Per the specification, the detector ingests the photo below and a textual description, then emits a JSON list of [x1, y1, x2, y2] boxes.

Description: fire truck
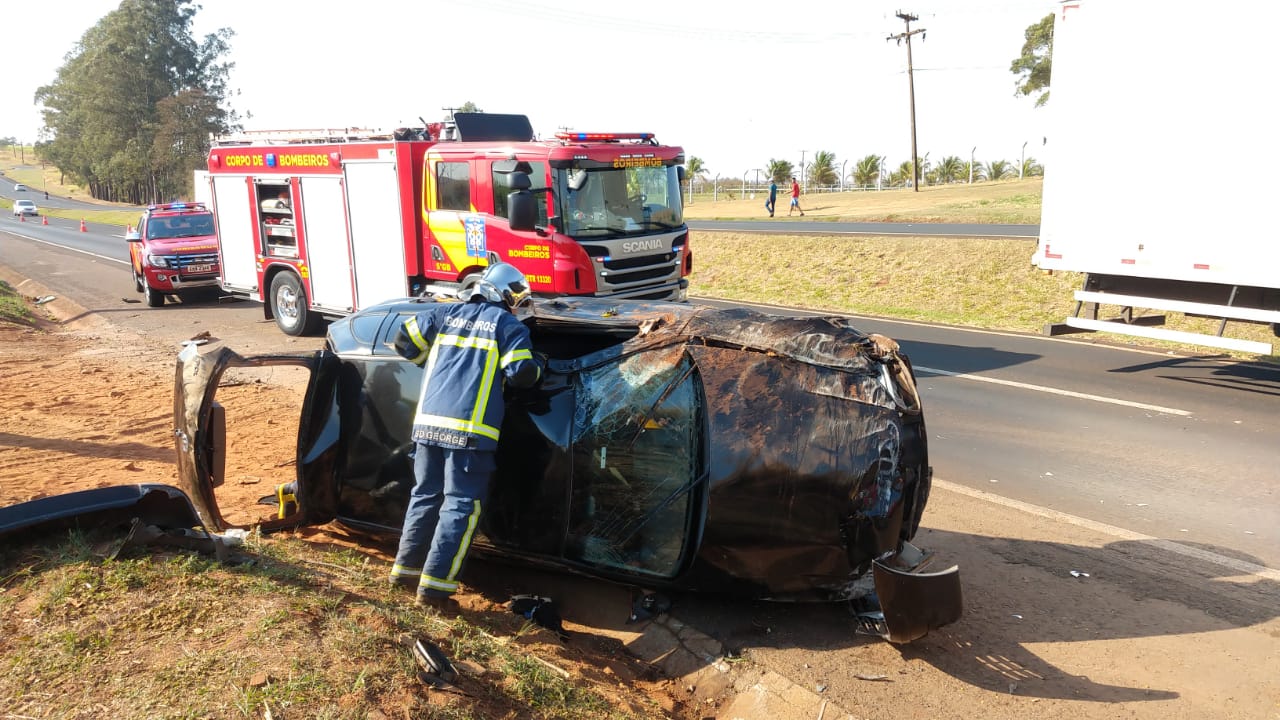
[[198, 113, 692, 335]]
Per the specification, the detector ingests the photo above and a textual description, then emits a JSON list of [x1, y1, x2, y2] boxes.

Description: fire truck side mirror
[[508, 192, 536, 231], [678, 166, 687, 184]]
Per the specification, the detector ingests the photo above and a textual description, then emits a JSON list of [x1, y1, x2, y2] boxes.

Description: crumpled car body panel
[[172, 296, 959, 631]]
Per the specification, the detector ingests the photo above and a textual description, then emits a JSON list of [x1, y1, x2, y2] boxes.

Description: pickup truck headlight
[[146, 253, 173, 269]]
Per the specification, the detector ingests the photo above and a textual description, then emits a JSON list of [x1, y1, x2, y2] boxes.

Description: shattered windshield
[[568, 346, 700, 577], [557, 165, 683, 238]]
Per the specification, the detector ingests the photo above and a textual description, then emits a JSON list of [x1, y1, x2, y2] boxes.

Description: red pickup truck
[[126, 202, 221, 307]]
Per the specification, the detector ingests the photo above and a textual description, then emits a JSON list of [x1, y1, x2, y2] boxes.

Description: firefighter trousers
[[390, 443, 496, 598]]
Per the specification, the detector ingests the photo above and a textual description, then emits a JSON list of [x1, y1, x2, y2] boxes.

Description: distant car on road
[[13, 183, 27, 192], [12, 200, 37, 216]]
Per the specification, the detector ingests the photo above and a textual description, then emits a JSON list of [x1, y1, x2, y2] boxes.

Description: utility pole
[[969, 146, 977, 184], [799, 150, 806, 191], [887, 11, 926, 192]]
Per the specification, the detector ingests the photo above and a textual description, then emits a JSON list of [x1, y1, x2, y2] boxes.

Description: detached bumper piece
[[853, 542, 963, 644], [0, 484, 236, 563]]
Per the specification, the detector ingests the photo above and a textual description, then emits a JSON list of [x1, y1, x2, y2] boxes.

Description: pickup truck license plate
[[187, 264, 213, 273]]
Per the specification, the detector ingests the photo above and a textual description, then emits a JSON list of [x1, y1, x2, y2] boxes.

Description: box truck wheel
[[270, 271, 320, 336]]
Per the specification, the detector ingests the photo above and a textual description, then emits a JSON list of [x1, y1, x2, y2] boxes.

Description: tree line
[[33, 0, 237, 204]]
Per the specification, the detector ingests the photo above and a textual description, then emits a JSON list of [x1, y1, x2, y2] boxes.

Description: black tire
[[143, 277, 165, 307], [269, 272, 320, 336]]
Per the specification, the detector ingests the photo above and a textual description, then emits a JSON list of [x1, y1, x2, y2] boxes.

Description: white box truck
[[1034, 0, 1280, 355]]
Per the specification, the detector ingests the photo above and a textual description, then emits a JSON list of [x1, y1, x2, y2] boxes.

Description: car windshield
[[557, 165, 683, 238], [147, 213, 215, 240]]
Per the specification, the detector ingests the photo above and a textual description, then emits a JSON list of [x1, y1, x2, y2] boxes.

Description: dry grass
[[0, 529, 660, 719], [689, 231, 1278, 361]]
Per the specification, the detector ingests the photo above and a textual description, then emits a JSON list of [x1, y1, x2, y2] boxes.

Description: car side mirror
[[125, 230, 142, 242]]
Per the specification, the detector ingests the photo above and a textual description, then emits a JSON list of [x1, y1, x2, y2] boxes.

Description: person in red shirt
[[788, 177, 804, 216]]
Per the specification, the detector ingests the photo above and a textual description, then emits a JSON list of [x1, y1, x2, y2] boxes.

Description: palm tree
[[984, 160, 1012, 181], [964, 159, 983, 183], [890, 161, 914, 187], [686, 157, 708, 193], [808, 150, 838, 188], [766, 159, 793, 185], [934, 156, 964, 184], [1020, 156, 1044, 178], [852, 155, 881, 188]]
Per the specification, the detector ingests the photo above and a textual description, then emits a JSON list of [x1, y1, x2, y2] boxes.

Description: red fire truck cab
[[199, 113, 692, 335]]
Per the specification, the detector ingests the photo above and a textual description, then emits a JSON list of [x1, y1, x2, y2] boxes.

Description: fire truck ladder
[[211, 127, 404, 146]]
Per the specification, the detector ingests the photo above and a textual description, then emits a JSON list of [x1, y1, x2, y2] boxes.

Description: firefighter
[[388, 263, 543, 610]]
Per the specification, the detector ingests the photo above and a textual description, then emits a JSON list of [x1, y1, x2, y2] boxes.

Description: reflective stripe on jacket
[[394, 299, 540, 452]]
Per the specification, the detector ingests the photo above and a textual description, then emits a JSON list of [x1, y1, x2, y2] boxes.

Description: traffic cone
[[42, 215, 48, 225], [79, 219, 87, 232], [19, 213, 24, 222]]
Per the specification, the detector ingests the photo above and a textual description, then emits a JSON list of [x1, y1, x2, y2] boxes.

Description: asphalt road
[[2, 173, 138, 215]]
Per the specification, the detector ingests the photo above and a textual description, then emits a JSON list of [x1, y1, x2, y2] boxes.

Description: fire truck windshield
[[558, 165, 683, 238]]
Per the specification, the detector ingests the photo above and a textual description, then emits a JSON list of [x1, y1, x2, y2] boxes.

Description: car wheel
[[269, 272, 320, 336], [143, 277, 165, 307]]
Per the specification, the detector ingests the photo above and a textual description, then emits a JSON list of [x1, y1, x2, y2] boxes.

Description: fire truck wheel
[[270, 272, 320, 336], [143, 277, 165, 307]]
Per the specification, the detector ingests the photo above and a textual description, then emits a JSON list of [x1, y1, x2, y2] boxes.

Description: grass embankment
[[0, 280, 36, 326], [2, 147, 139, 226], [0, 529, 653, 719]]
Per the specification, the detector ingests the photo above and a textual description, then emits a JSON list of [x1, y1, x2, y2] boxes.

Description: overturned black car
[[173, 296, 961, 641]]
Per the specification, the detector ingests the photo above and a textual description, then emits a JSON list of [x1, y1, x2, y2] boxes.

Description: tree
[[766, 158, 793, 185], [1020, 155, 1044, 178], [686, 156, 708, 189], [34, 0, 237, 203], [889, 160, 914, 187], [1011, 13, 1053, 107], [808, 150, 838, 188], [933, 156, 964, 184], [852, 155, 881, 188], [984, 160, 1012, 181]]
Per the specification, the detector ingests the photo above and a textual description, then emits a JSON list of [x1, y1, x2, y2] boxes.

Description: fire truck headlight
[[146, 253, 173, 269]]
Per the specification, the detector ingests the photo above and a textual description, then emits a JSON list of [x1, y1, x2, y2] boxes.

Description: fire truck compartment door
[[299, 177, 355, 313], [212, 175, 258, 292], [344, 161, 409, 308]]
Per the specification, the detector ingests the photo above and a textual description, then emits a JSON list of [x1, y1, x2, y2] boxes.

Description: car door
[[563, 345, 704, 580]]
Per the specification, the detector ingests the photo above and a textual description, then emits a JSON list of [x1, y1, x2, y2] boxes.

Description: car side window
[[567, 346, 700, 578]]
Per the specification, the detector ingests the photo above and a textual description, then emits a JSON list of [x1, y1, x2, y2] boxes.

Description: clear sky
[[4, 0, 1055, 180]]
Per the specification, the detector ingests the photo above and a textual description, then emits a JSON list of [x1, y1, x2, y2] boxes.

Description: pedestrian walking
[[388, 263, 544, 611], [788, 177, 804, 216], [765, 180, 777, 217]]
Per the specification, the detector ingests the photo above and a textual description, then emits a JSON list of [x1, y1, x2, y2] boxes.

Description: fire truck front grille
[[604, 265, 676, 285], [175, 253, 220, 273], [600, 252, 677, 272]]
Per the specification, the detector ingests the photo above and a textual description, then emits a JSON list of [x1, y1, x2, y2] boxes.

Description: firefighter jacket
[[394, 298, 541, 452]]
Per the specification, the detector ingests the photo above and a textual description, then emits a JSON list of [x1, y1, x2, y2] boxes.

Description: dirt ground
[[4, 300, 1279, 720]]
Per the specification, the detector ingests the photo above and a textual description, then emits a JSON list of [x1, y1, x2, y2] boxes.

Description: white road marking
[[913, 365, 1193, 416], [935, 478, 1280, 582], [5, 231, 129, 265]]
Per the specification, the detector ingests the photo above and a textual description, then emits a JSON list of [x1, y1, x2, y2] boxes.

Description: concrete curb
[[632, 613, 857, 720]]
